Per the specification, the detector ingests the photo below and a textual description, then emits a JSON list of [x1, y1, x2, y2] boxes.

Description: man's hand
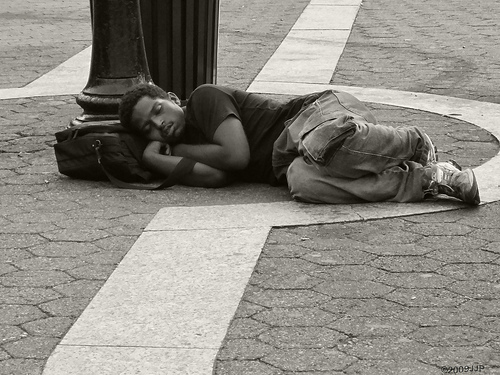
[[144, 141, 171, 157], [142, 141, 233, 188]]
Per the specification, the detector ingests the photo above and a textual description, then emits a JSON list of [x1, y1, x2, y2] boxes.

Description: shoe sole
[[464, 169, 480, 205]]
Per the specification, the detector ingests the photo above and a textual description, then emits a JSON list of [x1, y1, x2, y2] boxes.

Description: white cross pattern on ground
[[1, 0, 495, 373]]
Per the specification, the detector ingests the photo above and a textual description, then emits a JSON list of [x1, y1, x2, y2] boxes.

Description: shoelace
[[425, 160, 462, 196]]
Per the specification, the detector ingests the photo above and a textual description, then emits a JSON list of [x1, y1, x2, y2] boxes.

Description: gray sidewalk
[[1, 0, 500, 374]]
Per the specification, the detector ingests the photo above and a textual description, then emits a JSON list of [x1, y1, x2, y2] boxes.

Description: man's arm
[[142, 141, 234, 188], [172, 115, 250, 171]]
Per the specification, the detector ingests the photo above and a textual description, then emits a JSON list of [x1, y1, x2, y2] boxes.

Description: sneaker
[[424, 161, 480, 205], [422, 132, 438, 165]]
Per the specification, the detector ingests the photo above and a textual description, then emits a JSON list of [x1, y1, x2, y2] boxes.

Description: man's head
[[119, 83, 186, 143]]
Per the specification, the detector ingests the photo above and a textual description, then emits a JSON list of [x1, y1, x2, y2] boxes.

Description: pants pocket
[[299, 115, 357, 166]]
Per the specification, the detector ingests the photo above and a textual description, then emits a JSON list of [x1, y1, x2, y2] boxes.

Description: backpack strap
[[94, 140, 196, 190]]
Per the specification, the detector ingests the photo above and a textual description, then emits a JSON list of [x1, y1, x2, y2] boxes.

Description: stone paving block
[[341, 336, 431, 361], [394, 307, 480, 327], [226, 318, 270, 340], [314, 280, 393, 299], [471, 229, 500, 242], [472, 316, 500, 334], [251, 272, 323, 290], [52, 280, 103, 298], [0, 234, 46, 250], [405, 222, 476, 237], [218, 338, 275, 360], [2, 222, 59, 235], [27, 242, 101, 258], [21, 317, 74, 338], [420, 346, 498, 368], [362, 243, 434, 256], [65, 264, 115, 281], [253, 307, 336, 327], [311, 264, 387, 281], [258, 327, 347, 349], [298, 237, 369, 252], [439, 263, 500, 282], [41, 228, 110, 242], [3, 336, 59, 359], [446, 280, 500, 299], [376, 272, 453, 289], [214, 360, 284, 375], [344, 360, 437, 375], [0, 264, 17, 277], [0, 306, 46, 325], [321, 298, 407, 317], [370, 255, 445, 273], [418, 234, 489, 251], [328, 316, 417, 337], [461, 299, 500, 317], [428, 248, 499, 264], [0, 358, 44, 375], [233, 301, 267, 319], [385, 288, 467, 307], [483, 242, 500, 255], [245, 288, 331, 308], [38, 297, 90, 318], [254, 257, 320, 276], [0, 271, 72, 288], [458, 209, 500, 229], [92, 235, 138, 253], [12, 257, 85, 271], [301, 248, 375, 266], [0, 287, 59, 305], [349, 228, 423, 246], [409, 326, 493, 347], [262, 348, 356, 372], [261, 243, 309, 258], [0, 326, 27, 345]]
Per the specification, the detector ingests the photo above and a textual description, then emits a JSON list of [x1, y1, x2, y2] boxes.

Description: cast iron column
[[72, 0, 152, 125]]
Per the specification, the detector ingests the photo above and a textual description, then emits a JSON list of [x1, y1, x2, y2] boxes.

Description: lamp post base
[[70, 0, 152, 127]]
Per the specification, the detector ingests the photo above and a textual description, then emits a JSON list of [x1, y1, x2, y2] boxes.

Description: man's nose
[[151, 117, 163, 128]]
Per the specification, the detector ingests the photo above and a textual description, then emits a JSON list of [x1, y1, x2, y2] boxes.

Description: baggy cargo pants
[[272, 90, 432, 204]]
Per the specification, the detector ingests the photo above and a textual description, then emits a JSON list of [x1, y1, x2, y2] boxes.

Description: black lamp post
[[72, 0, 152, 126]]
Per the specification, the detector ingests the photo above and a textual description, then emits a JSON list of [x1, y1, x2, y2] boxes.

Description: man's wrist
[[171, 143, 186, 156]]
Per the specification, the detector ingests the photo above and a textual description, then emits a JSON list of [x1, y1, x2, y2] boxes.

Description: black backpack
[[54, 121, 195, 190]]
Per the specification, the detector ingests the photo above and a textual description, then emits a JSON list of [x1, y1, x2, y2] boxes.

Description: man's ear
[[167, 92, 181, 106]]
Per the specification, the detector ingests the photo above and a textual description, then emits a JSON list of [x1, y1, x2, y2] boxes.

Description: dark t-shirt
[[183, 84, 322, 184]]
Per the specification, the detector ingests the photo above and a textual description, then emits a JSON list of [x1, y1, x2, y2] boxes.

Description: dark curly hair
[[119, 83, 168, 130]]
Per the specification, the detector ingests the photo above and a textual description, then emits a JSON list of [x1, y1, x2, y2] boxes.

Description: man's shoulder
[[191, 84, 238, 97]]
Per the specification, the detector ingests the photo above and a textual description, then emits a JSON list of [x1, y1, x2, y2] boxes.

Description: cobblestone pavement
[[0, 0, 91, 89], [0, 0, 500, 374], [213, 0, 500, 373]]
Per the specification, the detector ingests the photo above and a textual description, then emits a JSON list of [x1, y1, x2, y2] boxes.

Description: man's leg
[[287, 156, 480, 205], [301, 119, 434, 180], [287, 156, 426, 204]]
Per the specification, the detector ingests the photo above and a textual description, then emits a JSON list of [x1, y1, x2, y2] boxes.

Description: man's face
[[131, 96, 186, 143]]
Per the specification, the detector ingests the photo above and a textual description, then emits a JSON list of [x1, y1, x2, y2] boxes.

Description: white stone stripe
[[248, 0, 362, 90], [0, 46, 91, 100], [43, 199, 470, 375]]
